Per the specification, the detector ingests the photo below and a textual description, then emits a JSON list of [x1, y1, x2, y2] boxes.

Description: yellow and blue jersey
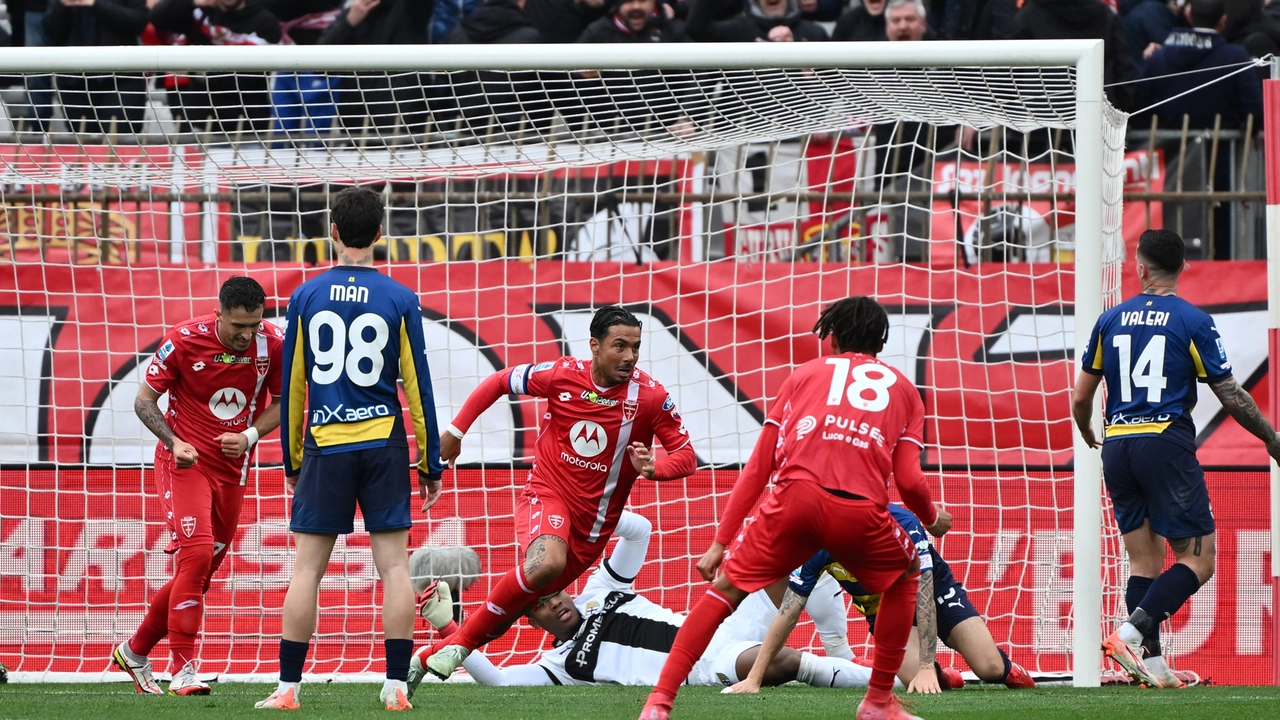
[[1080, 293, 1233, 450], [281, 266, 443, 480], [788, 504, 933, 618]]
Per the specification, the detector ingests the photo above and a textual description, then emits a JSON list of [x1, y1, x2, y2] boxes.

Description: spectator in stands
[[958, 0, 1018, 40], [525, 0, 607, 42], [885, 0, 929, 39], [831, 0, 886, 40], [320, 0, 431, 132], [1122, 0, 1181, 68], [686, 0, 828, 41], [1008, 0, 1138, 111], [150, 0, 282, 135], [448, 0, 540, 39], [42, 0, 149, 135], [265, 0, 343, 133], [1223, 0, 1280, 58], [800, 0, 844, 24], [432, 0, 482, 40], [445, 0, 548, 136], [578, 0, 682, 39]]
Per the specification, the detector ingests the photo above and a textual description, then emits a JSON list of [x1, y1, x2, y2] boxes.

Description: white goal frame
[[0, 39, 1109, 687]]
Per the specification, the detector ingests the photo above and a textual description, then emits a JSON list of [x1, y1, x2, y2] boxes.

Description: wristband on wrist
[[445, 423, 465, 440], [241, 426, 260, 447]]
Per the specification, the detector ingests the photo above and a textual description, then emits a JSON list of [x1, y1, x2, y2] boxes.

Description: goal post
[[0, 40, 1124, 684]]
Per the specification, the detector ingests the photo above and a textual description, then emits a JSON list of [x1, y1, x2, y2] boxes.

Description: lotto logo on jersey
[[208, 387, 247, 420], [569, 420, 608, 457]]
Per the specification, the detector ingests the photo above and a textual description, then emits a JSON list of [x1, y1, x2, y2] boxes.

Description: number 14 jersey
[[768, 352, 924, 503], [1080, 293, 1233, 450], [281, 266, 442, 479]]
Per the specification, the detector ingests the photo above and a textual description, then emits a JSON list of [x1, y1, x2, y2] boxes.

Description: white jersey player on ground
[[408, 511, 876, 692]]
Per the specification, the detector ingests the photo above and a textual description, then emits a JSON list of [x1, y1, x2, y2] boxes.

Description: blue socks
[[1126, 575, 1160, 656], [385, 639, 413, 682], [279, 639, 310, 683], [1131, 564, 1201, 639]]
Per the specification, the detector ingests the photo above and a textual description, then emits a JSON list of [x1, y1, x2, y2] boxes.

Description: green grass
[[3, 683, 1280, 720]]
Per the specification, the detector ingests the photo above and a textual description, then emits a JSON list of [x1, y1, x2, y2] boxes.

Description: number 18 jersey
[[768, 352, 924, 504], [1080, 293, 1233, 450], [281, 266, 442, 479]]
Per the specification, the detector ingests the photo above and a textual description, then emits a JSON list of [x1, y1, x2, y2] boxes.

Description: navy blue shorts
[[1102, 436, 1214, 540], [865, 551, 978, 643], [291, 445, 412, 535]]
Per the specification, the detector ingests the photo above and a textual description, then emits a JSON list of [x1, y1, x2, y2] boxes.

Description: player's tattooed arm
[[916, 569, 937, 667], [1210, 377, 1280, 461], [134, 391, 175, 448]]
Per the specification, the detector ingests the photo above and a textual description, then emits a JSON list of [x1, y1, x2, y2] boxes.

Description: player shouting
[[418, 305, 698, 682], [113, 276, 283, 696], [639, 297, 951, 720], [1074, 229, 1280, 688], [727, 503, 1035, 696], [256, 186, 444, 711]]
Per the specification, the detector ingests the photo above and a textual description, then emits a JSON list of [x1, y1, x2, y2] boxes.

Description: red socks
[[129, 580, 173, 657], [651, 587, 737, 702], [428, 566, 537, 656], [866, 570, 918, 704], [167, 544, 215, 672]]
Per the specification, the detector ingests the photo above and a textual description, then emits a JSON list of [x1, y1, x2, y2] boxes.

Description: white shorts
[[688, 590, 779, 686]]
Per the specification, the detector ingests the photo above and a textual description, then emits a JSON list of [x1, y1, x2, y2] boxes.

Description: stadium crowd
[[0, 0, 1268, 134]]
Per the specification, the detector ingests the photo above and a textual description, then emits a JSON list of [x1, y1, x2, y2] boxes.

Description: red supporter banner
[[0, 468, 1271, 681]]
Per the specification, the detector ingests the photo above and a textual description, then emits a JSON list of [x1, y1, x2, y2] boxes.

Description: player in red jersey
[[418, 305, 699, 681], [638, 297, 952, 720], [112, 277, 284, 697]]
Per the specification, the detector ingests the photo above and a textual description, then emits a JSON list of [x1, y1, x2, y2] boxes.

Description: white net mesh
[[0, 53, 1129, 681]]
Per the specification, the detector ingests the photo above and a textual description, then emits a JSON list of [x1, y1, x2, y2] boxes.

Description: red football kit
[[144, 314, 284, 551], [427, 357, 697, 658], [644, 351, 938, 715], [127, 313, 283, 674], [454, 357, 694, 591]]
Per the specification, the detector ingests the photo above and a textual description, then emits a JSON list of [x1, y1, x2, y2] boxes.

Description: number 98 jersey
[[768, 352, 924, 504], [281, 266, 443, 479], [1080, 293, 1233, 450]]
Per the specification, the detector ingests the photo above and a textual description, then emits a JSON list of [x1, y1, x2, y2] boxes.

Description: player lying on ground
[[1074, 229, 1280, 689], [639, 296, 950, 720], [726, 503, 1034, 695], [257, 187, 445, 711], [407, 511, 879, 693], [113, 276, 283, 697], [418, 306, 698, 682]]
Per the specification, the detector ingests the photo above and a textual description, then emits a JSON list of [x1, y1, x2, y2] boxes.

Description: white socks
[[1144, 655, 1171, 675], [276, 680, 300, 696], [797, 651, 875, 688], [382, 679, 408, 695], [1118, 622, 1144, 647]]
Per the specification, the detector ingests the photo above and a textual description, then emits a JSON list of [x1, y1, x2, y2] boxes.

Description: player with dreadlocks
[[639, 296, 952, 720]]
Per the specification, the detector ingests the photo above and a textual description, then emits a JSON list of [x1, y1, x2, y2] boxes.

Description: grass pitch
[[2, 683, 1279, 720]]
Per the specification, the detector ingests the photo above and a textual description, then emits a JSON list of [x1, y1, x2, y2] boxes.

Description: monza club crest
[[622, 399, 638, 423], [549, 515, 565, 530], [180, 515, 197, 538], [256, 356, 270, 376]]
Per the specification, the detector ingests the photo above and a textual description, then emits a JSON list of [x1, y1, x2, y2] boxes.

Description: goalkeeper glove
[[417, 580, 455, 631]]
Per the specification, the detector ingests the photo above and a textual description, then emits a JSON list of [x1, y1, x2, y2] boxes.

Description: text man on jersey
[[409, 511, 876, 692], [1074, 229, 1280, 688], [639, 297, 951, 720], [727, 503, 1036, 696], [419, 306, 699, 682], [113, 276, 284, 697], [257, 186, 444, 711]]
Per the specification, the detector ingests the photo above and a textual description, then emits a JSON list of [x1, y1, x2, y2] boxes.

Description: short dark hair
[[1190, 0, 1225, 27], [1136, 229, 1186, 276], [218, 276, 266, 313], [330, 186, 384, 249], [589, 305, 642, 342], [813, 297, 890, 355]]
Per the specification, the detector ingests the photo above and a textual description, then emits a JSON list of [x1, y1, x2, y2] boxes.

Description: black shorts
[[1102, 436, 1214, 540], [865, 551, 978, 643], [291, 444, 412, 535]]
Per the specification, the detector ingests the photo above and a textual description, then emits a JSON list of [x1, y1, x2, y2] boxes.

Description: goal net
[[0, 42, 1130, 684]]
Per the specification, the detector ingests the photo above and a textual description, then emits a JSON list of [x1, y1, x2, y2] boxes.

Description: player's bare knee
[[1170, 534, 1215, 583], [710, 574, 747, 605]]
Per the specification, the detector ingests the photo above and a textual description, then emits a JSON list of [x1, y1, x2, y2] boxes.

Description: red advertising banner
[[1, 468, 1270, 681]]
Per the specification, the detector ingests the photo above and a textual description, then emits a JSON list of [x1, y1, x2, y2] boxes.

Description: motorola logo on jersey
[[208, 387, 247, 420], [795, 415, 817, 440], [569, 420, 608, 457]]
